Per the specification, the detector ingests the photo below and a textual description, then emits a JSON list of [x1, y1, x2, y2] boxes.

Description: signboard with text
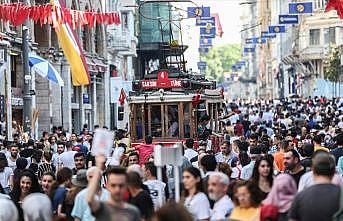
[[141, 70, 182, 89]]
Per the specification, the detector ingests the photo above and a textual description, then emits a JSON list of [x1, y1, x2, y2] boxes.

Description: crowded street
[[1, 0, 343, 221]]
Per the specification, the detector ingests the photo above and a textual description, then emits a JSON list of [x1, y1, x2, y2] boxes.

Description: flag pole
[[22, 0, 32, 136]]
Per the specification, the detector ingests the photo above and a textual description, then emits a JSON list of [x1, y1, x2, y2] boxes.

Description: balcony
[[107, 30, 137, 56], [299, 45, 325, 61]]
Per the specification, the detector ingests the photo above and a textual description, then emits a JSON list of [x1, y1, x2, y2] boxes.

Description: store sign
[[141, 71, 182, 89], [83, 93, 90, 104]]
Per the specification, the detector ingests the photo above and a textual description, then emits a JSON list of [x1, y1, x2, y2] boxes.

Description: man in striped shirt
[[38, 151, 55, 179]]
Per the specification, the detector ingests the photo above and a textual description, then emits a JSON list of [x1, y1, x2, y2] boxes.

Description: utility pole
[[22, 0, 32, 135]]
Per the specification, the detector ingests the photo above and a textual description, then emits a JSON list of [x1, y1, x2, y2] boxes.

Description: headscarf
[[22, 193, 52, 221], [263, 174, 297, 213], [0, 198, 18, 221]]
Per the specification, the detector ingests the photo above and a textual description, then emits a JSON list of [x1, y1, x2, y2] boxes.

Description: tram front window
[[167, 105, 179, 137], [151, 105, 162, 137]]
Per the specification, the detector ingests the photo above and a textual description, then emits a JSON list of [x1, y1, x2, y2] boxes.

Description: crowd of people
[[0, 96, 343, 221]]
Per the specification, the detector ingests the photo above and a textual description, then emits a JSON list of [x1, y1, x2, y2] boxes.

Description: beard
[[208, 192, 220, 201], [11, 153, 17, 158]]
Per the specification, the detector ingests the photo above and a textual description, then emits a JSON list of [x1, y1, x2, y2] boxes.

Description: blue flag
[[246, 38, 254, 44], [253, 37, 266, 44], [199, 48, 209, 54], [261, 32, 277, 39], [197, 61, 207, 70], [279, 14, 299, 24], [200, 38, 212, 46], [187, 7, 211, 18], [289, 2, 313, 14], [244, 47, 255, 53], [196, 17, 215, 26], [269, 25, 286, 33]]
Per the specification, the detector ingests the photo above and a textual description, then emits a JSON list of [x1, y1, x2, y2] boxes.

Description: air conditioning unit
[[0, 49, 5, 64]]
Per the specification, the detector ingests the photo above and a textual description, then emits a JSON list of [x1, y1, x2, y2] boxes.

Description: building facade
[[0, 0, 138, 139], [242, 0, 343, 99]]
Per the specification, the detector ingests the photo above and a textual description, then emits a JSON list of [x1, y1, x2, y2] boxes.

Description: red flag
[[325, 0, 343, 19], [212, 13, 223, 37], [119, 89, 127, 106], [192, 93, 201, 107]]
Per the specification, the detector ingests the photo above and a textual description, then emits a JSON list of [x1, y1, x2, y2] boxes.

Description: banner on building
[[268, 25, 286, 33], [279, 14, 299, 24], [289, 2, 313, 14], [187, 7, 210, 18]]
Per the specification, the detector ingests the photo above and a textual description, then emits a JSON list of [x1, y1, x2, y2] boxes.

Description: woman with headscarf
[[260, 174, 298, 221]]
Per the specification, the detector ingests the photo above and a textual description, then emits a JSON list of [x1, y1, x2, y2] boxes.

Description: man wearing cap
[[72, 167, 109, 221]]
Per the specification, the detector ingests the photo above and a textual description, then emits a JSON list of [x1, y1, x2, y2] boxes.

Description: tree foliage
[[324, 47, 341, 83], [200, 44, 241, 83]]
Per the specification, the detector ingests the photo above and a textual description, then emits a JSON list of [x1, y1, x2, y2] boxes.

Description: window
[[150, 105, 162, 137], [95, 25, 102, 54], [166, 105, 179, 137], [324, 27, 336, 44], [309, 29, 320, 45], [122, 12, 129, 30]]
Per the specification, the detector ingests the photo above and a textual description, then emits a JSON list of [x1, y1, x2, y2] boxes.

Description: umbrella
[[28, 53, 64, 86]]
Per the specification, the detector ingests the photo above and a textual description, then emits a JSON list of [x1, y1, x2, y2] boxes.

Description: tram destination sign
[[141, 70, 183, 89]]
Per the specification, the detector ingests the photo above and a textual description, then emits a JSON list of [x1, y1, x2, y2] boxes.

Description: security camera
[[159, 89, 164, 94], [23, 26, 28, 31]]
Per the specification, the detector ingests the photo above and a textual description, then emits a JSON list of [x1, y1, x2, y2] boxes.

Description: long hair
[[251, 155, 274, 187], [9, 169, 41, 203], [232, 180, 262, 208], [182, 167, 203, 197], [49, 167, 72, 199]]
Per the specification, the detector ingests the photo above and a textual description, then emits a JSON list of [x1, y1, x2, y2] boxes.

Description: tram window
[[151, 105, 162, 137], [135, 105, 143, 140], [184, 103, 190, 138], [166, 105, 179, 137]]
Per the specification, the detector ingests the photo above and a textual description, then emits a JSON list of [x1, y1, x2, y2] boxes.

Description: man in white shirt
[[183, 138, 198, 161], [215, 141, 237, 165], [72, 167, 109, 221], [208, 172, 233, 220], [59, 142, 77, 169], [52, 142, 65, 169], [143, 162, 166, 210], [7, 145, 19, 171]]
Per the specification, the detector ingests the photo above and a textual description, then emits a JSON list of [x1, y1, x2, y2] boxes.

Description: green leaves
[[200, 44, 241, 83], [324, 46, 341, 83]]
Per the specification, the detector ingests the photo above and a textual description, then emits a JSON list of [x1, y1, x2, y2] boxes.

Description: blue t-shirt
[[53, 187, 68, 212]]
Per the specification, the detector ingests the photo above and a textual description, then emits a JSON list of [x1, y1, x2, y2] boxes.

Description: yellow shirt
[[314, 145, 329, 152], [229, 207, 260, 221]]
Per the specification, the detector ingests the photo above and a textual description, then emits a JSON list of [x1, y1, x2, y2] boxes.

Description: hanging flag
[[325, 0, 343, 19], [246, 38, 254, 44], [244, 47, 255, 53], [279, 14, 299, 24], [187, 7, 210, 18], [118, 88, 126, 106], [269, 25, 286, 33], [51, 0, 90, 86], [196, 17, 215, 26], [212, 13, 223, 37], [261, 31, 277, 38], [200, 27, 216, 38], [200, 38, 212, 47], [253, 37, 266, 44], [28, 53, 64, 86], [289, 2, 313, 14], [197, 61, 207, 70], [199, 48, 209, 54]]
